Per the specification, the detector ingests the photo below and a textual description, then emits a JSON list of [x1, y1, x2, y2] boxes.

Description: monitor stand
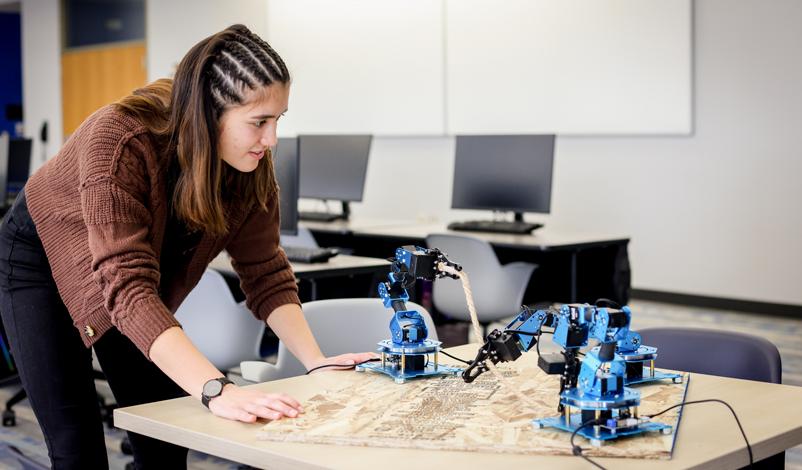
[[447, 211, 543, 235], [299, 201, 351, 222]]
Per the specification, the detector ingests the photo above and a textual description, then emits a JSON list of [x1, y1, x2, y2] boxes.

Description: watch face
[[203, 379, 224, 397]]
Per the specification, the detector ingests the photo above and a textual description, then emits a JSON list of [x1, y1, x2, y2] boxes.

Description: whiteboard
[[445, 0, 692, 135], [266, 0, 445, 136]]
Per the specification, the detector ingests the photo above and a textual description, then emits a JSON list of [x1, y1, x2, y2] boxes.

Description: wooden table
[[114, 345, 802, 469]]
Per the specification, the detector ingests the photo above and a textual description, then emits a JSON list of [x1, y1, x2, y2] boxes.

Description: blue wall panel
[[0, 13, 22, 136]]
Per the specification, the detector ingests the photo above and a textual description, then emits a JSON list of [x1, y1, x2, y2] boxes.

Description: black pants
[[0, 190, 188, 470]]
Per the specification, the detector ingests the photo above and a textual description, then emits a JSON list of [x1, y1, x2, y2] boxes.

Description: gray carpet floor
[[0, 299, 800, 469]]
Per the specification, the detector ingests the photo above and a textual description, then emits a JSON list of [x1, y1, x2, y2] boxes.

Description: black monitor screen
[[451, 135, 555, 214], [298, 135, 372, 202], [7, 138, 32, 195], [274, 137, 299, 236]]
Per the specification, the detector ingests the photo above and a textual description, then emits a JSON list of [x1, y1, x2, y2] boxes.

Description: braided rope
[[437, 263, 540, 410]]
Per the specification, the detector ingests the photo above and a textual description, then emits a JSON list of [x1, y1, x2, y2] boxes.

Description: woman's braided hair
[[117, 25, 291, 234], [206, 24, 290, 115]]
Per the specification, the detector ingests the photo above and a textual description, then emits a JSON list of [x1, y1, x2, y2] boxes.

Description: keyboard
[[283, 245, 339, 263], [447, 220, 543, 235], [298, 211, 346, 222]]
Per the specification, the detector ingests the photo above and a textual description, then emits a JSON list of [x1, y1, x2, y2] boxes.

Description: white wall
[[266, 0, 446, 136], [147, 0, 802, 306], [21, 0, 62, 170], [354, 0, 802, 306], [146, 0, 267, 81]]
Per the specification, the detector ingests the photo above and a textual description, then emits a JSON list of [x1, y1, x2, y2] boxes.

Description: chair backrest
[[175, 269, 264, 371], [426, 233, 535, 323], [638, 327, 782, 384], [280, 225, 319, 248], [257, 298, 438, 381]]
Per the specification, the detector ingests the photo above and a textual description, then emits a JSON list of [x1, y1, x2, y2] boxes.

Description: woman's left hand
[[307, 352, 378, 374]]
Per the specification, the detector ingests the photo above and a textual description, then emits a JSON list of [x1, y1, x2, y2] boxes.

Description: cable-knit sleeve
[[226, 194, 300, 322], [80, 131, 180, 358]]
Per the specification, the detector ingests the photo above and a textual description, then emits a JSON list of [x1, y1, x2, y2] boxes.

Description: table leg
[[570, 251, 577, 303]]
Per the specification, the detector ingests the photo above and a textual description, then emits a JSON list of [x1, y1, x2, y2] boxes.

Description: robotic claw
[[355, 246, 465, 383], [464, 303, 682, 446]]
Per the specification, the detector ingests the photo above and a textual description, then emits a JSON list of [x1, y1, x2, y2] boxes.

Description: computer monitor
[[274, 137, 299, 236], [298, 135, 372, 221], [6, 138, 32, 197], [450, 135, 555, 230]]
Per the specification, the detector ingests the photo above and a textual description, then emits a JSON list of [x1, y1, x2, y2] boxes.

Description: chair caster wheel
[[2, 410, 15, 427], [121, 437, 134, 455]]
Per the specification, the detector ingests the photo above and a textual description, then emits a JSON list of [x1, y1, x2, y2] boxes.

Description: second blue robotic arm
[[463, 304, 635, 408]]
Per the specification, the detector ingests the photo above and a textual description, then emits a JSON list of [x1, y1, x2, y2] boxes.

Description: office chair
[[241, 298, 438, 382], [425, 233, 536, 338], [175, 268, 265, 371], [638, 327, 782, 384], [638, 327, 784, 468]]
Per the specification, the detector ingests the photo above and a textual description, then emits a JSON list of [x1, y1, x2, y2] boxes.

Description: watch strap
[[201, 377, 234, 408]]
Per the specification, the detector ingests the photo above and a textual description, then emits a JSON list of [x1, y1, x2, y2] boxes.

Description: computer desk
[[114, 343, 802, 470], [307, 220, 630, 304], [209, 252, 390, 300], [299, 217, 407, 235]]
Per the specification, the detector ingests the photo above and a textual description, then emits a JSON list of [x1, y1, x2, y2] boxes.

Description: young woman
[[0, 24, 373, 469]]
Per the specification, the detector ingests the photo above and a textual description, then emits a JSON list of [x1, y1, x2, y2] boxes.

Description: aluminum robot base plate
[[355, 339, 463, 384], [532, 413, 673, 447]]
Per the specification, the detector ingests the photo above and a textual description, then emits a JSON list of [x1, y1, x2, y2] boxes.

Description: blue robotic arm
[[357, 246, 464, 383], [463, 303, 678, 445], [378, 245, 461, 346]]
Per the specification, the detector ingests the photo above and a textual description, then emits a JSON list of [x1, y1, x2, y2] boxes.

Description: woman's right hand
[[207, 384, 304, 423]]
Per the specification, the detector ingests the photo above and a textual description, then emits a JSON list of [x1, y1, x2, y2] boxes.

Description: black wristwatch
[[201, 377, 234, 408]]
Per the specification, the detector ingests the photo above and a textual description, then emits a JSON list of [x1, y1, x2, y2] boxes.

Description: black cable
[[500, 328, 553, 357], [305, 358, 380, 375], [439, 349, 471, 365], [647, 398, 753, 467], [568, 398, 753, 469], [569, 419, 607, 470], [503, 329, 539, 336]]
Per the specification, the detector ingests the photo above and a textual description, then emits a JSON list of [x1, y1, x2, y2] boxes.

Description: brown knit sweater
[[24, 105, 300, 358]]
